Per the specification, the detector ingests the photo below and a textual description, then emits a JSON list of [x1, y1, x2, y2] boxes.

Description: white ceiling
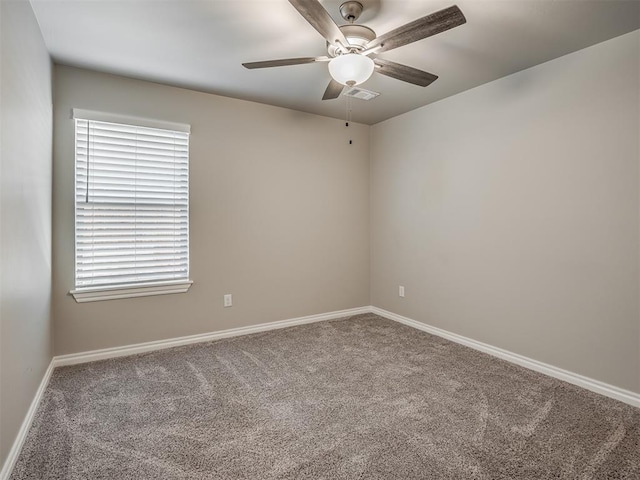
[[30, 0, 640, 125]]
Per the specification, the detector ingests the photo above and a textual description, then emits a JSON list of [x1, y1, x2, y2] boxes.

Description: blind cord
[[86, 121, 91, 203]]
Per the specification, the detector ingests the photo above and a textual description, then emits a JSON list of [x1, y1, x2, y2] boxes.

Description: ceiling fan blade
[[288, 0, 348, 47], [374, 58, 438, 87], [243, 56, 330, 69], [365, 5, 466, 54], [322, 79, 344, 100]]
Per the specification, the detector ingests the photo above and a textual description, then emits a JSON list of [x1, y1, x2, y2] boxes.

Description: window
[[71, 110, 192, 302]]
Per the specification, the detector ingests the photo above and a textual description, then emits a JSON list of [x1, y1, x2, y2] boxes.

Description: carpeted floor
[[10, 313, 640, 479]]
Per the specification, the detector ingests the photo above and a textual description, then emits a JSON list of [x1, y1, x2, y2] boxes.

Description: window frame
[[70, 109, 193, 303]]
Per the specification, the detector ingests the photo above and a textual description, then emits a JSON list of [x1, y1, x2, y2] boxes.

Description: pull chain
[[345, 90, 353, 145]]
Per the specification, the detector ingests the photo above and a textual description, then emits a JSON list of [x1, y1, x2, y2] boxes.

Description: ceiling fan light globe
[[328, 54, 374, 86]]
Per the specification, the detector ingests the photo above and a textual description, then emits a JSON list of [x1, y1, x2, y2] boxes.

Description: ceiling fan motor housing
[[327, 24, 376, 57]]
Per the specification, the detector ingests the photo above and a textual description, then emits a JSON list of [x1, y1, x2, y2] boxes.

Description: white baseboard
[[54, 306, 370, 367], [371, 306, 640, 408], [0, 360, 55, 480]]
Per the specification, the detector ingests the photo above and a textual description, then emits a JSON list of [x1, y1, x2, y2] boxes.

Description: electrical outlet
[[399, 286, 405, 297], [223, 294, 232, 307]]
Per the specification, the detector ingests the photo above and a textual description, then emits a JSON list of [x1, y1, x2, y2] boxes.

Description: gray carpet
[[10, 313, 640, 479]]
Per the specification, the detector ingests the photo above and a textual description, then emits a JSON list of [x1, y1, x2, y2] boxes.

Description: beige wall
[[52, 66, 370, 355], [0, 0, 53, 468], [371, 31, 640, 393]]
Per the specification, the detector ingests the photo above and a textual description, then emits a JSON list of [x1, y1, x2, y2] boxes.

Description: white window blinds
[[74, 118, 190, 289]]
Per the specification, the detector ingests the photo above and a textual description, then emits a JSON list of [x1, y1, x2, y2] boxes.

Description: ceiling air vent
[[343, 87, 380, 101]]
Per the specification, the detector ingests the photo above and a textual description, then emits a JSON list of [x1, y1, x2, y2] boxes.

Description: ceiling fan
[[242, 0, 466, 100]]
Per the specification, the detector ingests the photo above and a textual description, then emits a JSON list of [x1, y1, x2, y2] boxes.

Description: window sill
[[70, 280, 193, 303]]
